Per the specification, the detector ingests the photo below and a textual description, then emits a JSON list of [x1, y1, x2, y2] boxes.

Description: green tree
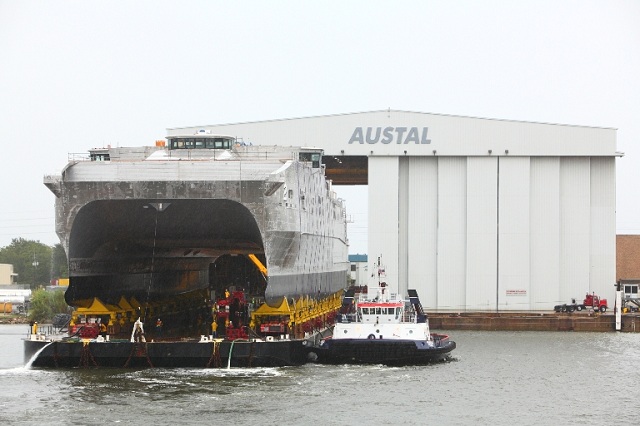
[[28, 289, 70, 322], [52, 244, 69, 278], [0, 238, 53, 289]]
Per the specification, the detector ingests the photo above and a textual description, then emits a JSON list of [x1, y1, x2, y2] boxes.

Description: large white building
[[169, 110, 619, 311]]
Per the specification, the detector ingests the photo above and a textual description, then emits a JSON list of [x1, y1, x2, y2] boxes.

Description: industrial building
[[0, 264, 18, 286], [616, 235, 640, 301], [348, 254, 368, 287], [169, 110, 619, 311]]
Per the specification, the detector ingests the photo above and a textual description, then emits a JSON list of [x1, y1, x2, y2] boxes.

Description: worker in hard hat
[[155, 318, 163, 338], [99, 321, 107, 338], [211, 319, 218, 338]]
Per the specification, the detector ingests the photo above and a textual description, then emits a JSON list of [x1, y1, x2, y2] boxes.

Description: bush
[[28, 289, 70, 323]]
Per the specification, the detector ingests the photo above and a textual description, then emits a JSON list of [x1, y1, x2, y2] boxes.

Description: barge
[[24, 335, 313, 368]]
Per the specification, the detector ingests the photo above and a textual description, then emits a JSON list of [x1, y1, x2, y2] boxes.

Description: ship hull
[[308, 338, 456, 366]]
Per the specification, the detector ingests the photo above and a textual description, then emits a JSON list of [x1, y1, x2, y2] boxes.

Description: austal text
[[348, 127, 431, 144]]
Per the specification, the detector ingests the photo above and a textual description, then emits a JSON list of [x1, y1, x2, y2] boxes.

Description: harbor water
[[1, 323, 639, 425]]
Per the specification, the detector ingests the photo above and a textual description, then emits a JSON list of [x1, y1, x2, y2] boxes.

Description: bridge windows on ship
[[89, 149, 110, 161], [298, 152, 322, 168], [209, 140, 228, 149], [90, 153, 110, 162], [168, 137, 234, 150]]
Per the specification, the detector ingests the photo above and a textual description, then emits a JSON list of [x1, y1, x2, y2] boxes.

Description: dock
[[428, 312, 640, 332]]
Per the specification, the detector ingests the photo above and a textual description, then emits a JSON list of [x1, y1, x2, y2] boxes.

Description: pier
[[428, 312, 640, 332]]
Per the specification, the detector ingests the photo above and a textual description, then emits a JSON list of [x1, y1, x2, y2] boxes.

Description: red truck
[[554, 293, 608, 313]]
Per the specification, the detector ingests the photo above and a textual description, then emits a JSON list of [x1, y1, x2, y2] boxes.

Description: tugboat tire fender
[[367, 334, 376, 340]]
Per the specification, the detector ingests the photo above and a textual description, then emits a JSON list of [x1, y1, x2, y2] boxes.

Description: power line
[[0, 217, 54, 224], [0, 224, 54, 230]]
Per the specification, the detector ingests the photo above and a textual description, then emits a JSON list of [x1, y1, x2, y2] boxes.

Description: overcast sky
[[1, 1, 639, 255]]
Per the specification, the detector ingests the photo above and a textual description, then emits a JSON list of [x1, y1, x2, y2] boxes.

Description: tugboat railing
[[402, 313, 417, 323], [357, 290, 400, 303], [338, 312, 422, 324]]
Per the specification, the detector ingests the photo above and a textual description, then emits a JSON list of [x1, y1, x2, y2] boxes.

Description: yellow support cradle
[[250, 289, 344, 336]]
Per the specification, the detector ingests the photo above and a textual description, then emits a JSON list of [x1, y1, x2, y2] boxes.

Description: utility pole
[[32, 253, 39, 289]]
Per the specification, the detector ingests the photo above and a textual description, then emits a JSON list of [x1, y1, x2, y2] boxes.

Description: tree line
[[0, 238, 68, 289]]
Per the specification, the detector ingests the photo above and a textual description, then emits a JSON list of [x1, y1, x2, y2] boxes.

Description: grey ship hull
[[45, 146, 349, 308]]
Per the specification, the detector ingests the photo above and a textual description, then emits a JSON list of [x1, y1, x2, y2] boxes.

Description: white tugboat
[[307, 259, 456, 366]]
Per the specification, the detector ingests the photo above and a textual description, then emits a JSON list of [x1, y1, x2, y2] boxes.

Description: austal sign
[[348, 127, 431, 144]]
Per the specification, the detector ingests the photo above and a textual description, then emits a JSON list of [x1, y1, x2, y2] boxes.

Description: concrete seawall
[[428, 312, 640, 332]]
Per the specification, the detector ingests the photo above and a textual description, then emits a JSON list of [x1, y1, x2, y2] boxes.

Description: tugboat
[[307, 260, 456, 366]]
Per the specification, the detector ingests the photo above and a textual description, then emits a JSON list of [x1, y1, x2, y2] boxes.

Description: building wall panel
[[530, 157, 561, 309], [590, 157, 616, 296], [405, 157, 438, 308], [437, 157, 467, 310], [368, 157, 399, 291], [498, 157, 531, 310], [465, 157, 498, 311], [398, 157, 409, 296], [560, 157, 591, 302]]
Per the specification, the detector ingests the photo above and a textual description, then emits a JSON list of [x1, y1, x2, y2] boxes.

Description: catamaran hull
[[45, 147, 349, 308]]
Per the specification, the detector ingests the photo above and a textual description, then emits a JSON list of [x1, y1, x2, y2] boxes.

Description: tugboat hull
[[308, 337, 456, 366]]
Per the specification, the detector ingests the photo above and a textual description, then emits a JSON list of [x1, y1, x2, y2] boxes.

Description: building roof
[[167, 110, 618, 158]]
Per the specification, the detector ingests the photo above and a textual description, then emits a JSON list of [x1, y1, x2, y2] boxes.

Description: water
[[24, 342, 54, 369], [1, 324, 639, 425]]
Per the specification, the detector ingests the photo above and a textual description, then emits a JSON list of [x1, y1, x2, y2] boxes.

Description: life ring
[[367, 334, 376, 340]]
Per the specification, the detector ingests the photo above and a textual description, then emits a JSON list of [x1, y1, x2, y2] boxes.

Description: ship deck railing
[[357, 290, 400, 303], [67, 146, 310, 163]]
